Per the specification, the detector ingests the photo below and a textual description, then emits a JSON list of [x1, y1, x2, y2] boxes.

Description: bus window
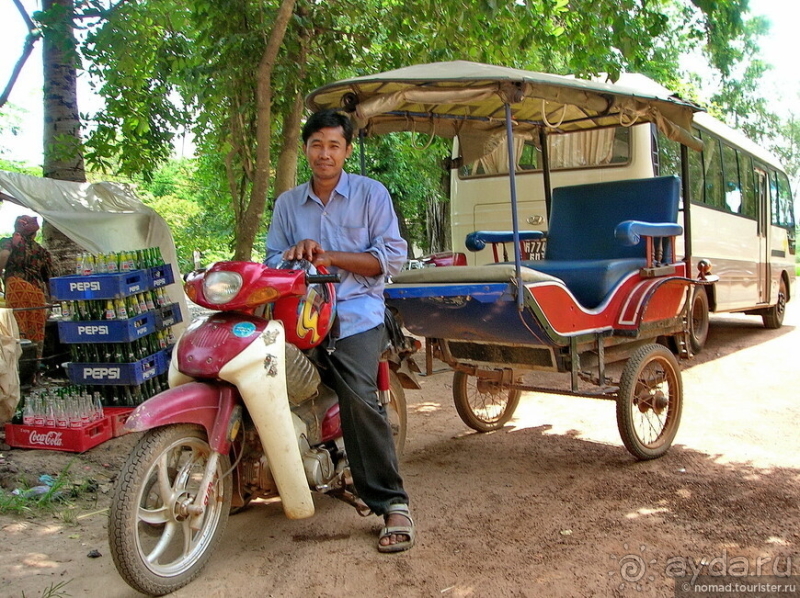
[[700, 131, 725, 209], [459, 127, 630, 177], [722, 143, 742, 213], [655, 130, 681, 178], [769, 170, 780, 223], [776, 171, 796, 228], [688, 129, 704, 203], [738, 152, 756, 219], [518, 140, 541, 171]]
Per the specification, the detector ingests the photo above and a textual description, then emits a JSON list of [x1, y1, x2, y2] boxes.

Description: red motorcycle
[[107, 260, 418, 596]]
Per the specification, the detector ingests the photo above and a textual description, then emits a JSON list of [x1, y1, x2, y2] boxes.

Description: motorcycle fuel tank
[[177, 313, 268, 379]]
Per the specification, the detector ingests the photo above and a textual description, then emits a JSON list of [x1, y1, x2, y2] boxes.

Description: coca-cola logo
[[27, 429, 64, 447]]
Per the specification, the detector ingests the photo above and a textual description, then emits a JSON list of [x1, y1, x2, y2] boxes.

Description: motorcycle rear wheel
[[108, 424, 232, 596]]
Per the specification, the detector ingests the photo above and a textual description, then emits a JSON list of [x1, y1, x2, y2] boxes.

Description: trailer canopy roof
[[306, 61, 704, 163]]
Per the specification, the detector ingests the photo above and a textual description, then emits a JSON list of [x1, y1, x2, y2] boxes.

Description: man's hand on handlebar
[[283, 240, 382, 277], [283, 239, 325, 264]]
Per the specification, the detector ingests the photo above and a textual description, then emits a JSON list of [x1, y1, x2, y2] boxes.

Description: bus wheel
[[688, 287, 709, 354], [616, 344, 683, 460], [762, 278, 787, 329]]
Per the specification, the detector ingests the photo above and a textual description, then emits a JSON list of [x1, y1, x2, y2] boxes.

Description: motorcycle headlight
[[203, 271, 243, 305]]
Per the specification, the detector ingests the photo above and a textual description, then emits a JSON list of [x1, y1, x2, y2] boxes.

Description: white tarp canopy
[[0, 170, 189, 336], [306, 61, 704, 164]]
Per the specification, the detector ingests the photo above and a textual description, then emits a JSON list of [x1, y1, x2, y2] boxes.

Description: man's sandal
[[377, 504, 416, 553]]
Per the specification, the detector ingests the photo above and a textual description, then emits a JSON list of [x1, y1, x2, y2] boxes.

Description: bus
[[449, 74, 796, 352]]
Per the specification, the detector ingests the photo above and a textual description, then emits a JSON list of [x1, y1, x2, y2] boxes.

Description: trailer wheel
[[616, 344, 682, 460], [452, 371, 521, 432], [688, 287, 709, 354]]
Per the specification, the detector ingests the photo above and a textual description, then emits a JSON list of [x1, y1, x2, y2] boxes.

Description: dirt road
[[2, 304, 799, 597]]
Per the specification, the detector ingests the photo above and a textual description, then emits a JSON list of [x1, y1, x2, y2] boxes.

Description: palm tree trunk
[[41, 0, 85, 276]]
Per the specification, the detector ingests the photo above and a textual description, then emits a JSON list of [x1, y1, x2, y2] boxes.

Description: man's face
[[304, 126, 353, 183]]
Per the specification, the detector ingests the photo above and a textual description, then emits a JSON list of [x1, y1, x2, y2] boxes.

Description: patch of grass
[[21, 580, 72, 598], [0, 460, 98, 518], [0, 490, 33, 515]]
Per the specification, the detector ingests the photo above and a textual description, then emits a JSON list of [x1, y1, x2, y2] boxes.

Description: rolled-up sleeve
[[366, 186, 407, 277]]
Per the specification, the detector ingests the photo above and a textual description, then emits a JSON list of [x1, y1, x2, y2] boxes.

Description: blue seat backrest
[[546, 176, 680, 261]]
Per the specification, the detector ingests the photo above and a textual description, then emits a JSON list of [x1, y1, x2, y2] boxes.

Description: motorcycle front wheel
[[108, 424, 232, 596]]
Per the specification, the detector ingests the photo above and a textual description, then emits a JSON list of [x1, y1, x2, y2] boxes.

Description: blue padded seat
[[515, 176, 680, 308], [525, 176, 680, 308], [520, 257, 647, 308]]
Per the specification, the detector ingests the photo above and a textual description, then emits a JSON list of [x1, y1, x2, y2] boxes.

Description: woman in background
[[0, 215, 53, 358]]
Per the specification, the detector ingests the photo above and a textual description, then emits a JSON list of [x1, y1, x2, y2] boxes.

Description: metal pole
[[680, 144, 692, 265], [539, 127, 553, 221], [359, 129, 367, 176], [504, 103, 524, 311]]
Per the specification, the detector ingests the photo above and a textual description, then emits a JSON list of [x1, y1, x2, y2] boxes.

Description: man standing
[[266, 109, 415, 553]]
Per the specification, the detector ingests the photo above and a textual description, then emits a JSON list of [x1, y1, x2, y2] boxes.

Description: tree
[[39, 0, 87, 275], [47, 0, 761, 260]]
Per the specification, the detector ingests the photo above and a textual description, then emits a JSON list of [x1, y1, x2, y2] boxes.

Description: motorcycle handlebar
[[306, 273, 340, 284]]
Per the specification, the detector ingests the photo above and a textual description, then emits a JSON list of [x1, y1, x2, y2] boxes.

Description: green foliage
[[0, 158, 42, 177], [353, 134, 450, 254], [66, 0, 762, 257], [136, 158, 236, 270]]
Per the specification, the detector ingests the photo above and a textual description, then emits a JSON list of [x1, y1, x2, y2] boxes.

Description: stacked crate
[[49, 259, 183, 408]]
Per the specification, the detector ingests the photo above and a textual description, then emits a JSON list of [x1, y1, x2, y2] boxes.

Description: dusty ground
[[1, 304, 799, 598]]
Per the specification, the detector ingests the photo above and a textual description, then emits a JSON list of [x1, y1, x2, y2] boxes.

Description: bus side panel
[[690, 205, 763, 310]]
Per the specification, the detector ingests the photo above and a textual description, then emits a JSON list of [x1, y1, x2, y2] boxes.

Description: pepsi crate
[[57, 312, 156, 344], [67, 351, 167, 386], [155, 303, 183, 329], [156, 345, 175, 371], [5, 419, 113, 453], [148, 264, 175, 288], [50, 270, 149, 301]]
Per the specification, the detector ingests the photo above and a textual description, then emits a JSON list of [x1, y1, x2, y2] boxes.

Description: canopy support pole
[[539, 127, 553, 221], [680, 143, 693, 266], [358, 129, 367, 176], [504, 103, 524, 311]]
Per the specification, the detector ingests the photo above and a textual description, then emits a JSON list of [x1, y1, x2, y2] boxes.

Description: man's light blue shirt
[[265, 171, 408, 339]]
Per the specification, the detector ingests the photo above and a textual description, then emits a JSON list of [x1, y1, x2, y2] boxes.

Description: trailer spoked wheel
[[616, 344, 683, 460], [452, 371, 521, 432]]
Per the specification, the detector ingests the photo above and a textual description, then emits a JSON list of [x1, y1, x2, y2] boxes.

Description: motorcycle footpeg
[[332, 487, 372, 517]]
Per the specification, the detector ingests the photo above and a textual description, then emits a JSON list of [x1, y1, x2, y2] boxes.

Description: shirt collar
[[304, 170, 351, 205]]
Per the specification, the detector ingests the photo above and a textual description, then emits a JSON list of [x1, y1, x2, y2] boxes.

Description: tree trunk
[[272, 93, 304, 200], [426, 159, 452, 253], [232, 0, 297, 261], [41, 0, 85, 276], [272, 34, 309, 204]]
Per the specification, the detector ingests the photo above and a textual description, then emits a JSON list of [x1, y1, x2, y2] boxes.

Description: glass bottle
[[115, 298, 129, 320]]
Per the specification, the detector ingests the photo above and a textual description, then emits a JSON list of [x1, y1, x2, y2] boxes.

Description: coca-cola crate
[[148, 264, 175, 288], [57, 312, 156, 343], [155, 303, 183, 329], [104, 407, 135, 437], [67, 351, 166, 386], [4, 419, 112, 453], [50, 270, 149, 301]]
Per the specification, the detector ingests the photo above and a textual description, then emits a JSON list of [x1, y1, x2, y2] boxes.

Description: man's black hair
[[302, 109, 354, 146]]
